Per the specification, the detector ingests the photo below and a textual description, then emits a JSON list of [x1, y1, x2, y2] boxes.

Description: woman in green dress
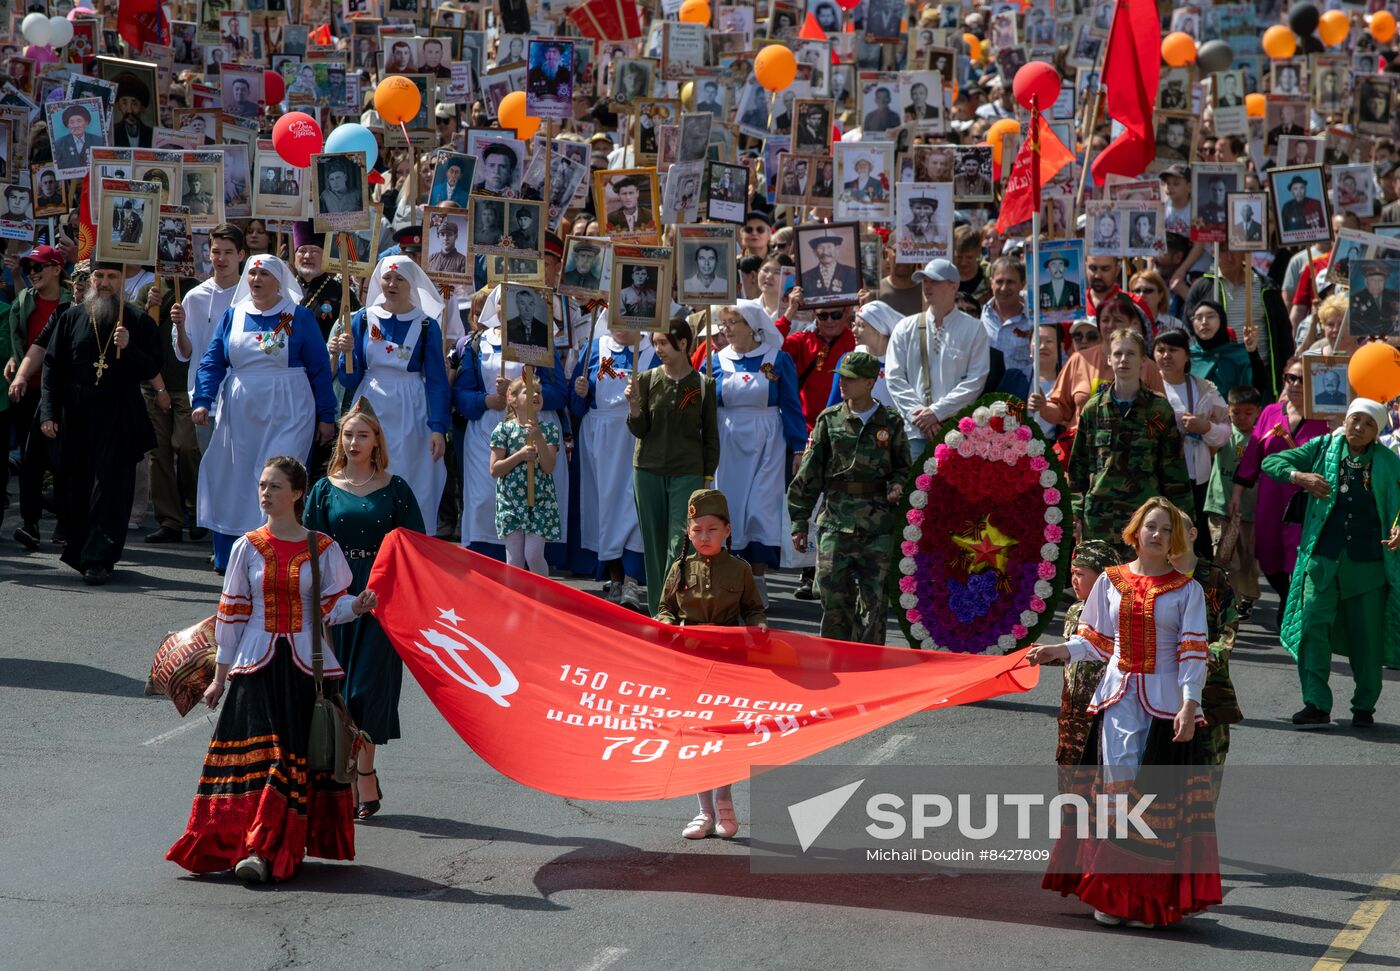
[[304, 400, 424, 819]]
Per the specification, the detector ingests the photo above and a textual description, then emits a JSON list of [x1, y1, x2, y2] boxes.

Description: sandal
[[356, 769, 382, 820]]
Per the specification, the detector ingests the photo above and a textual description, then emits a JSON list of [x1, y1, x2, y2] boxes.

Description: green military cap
[[686, 488, 730, 522], [1070, 539, 1121, 572], [837, 350, 881, 379], [1363, 261, 1389, 278]]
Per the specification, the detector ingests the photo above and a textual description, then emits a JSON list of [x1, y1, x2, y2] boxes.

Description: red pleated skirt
[[167, 639, 355, 881]]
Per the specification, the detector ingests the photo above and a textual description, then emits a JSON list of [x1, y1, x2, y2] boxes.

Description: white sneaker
[[714, 799, 740, 838], [620, 580, 645, 611], [1093, 910, 1123, 927], [683, 813, 714, 839], [234, 854, 269, 883], [602, 581, 622, 603], [754, 576, 768, 608]]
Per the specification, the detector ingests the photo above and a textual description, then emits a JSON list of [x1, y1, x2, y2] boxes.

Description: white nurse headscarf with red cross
[[364, 255, 446, 322], [230, 254, 304, 311]]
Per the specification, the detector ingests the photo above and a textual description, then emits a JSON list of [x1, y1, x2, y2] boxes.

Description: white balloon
[[21, 12, 51, 46], [47, 16, 73, 47]]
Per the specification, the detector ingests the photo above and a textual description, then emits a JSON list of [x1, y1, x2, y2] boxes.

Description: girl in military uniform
[[656, 488, 766, 840]]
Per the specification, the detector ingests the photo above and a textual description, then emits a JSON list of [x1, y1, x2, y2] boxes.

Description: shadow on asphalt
[[0, 656, 150, 695]]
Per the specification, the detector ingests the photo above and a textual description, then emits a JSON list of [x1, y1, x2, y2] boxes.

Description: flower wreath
[[892, 393, 1074, 653]]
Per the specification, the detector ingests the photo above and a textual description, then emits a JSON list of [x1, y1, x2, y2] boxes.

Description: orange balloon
[[754, 44, 797, 92], [1161, 31, 1197, 67], [678, 0, 710, 25], [498, 91, 541, 139], [986, 118, 1020, 168], [1348, 341, 1400, 403], [1245, 92, 1266, 118], [1371, 10, 1397, 43], [374, 75, 422, 125], [963, 31, 982, 63], [1262, 24, 1297, 59], [1318, 9, 1349, 46]]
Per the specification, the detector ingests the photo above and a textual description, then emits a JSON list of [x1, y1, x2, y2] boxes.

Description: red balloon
[[1013, 61, 1061, 112], [834, 0, 860, 9], [272, 111, 323, 168], [263, 69, 285, 105]]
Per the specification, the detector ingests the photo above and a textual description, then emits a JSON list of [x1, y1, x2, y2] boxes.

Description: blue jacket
[[335, 309, 451, 433], [450, 331, 567, 421], [193, 303, 338, 423]]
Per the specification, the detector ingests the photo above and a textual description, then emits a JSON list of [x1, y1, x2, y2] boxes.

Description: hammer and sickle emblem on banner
[[415, 611, 520, 708]]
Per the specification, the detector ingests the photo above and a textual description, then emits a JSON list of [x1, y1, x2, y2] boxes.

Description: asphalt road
[[2, 509, 1400, 971]]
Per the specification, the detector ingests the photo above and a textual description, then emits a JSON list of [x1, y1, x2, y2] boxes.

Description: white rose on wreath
[[1026, 439, 1045, 457], [1034, 580, 1054, 599], [1041, 543, 1059, 561], [1045, 506, 1063, 525], [1039, 470, 1058, 488], [899, 557, 917, 575]]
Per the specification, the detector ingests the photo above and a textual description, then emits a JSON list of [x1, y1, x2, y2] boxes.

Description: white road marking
[[141, 718, 211, 747], [865, 733, 914, 765], [575, 946, 629, 971]]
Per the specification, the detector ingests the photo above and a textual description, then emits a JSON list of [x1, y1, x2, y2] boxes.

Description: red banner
[[369, 532, 1039, 801], [117, 0, 167, 51], [996, 108, 1075, 233]]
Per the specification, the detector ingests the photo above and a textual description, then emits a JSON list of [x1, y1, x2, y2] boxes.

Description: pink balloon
[[68, 7, 95, 19], [25, 44, 58, 66]]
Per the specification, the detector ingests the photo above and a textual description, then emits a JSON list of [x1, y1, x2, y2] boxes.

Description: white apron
[[351, 308, 447, 532], [579, 338, 644, 560], [715, 345, 786, 550], [197, 305, 315, 536], [461, 330, 569, 546]]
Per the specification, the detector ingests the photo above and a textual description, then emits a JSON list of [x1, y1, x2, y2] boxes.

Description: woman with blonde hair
[[1129, 269, 1183, 333], [1029, 496, 1221, 927], [303, 401, 423, 819], [1305, 292, 1348, 355]]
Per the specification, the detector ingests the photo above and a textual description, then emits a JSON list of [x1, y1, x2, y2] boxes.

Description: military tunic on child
[[656, 489, 766, 627], [788, 352, 912, 643]]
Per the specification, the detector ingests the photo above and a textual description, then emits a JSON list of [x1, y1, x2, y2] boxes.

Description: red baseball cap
[[21, 245, 64, 270]]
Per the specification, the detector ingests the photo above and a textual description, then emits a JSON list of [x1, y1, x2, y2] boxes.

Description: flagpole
[[1030, 99, 1043, 395]]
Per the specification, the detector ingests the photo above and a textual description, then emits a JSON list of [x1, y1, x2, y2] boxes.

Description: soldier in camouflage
[[1067, 330, 1194, 559], [1056, 540, 1121, 772], [788, 351, 912, 643]]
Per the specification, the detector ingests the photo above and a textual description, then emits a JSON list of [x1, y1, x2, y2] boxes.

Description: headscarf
[[724, 301, 785, 349], [1190, 298, 1231, 351], [478, 283, 504, 332], [230, 254, 303, 313], [854, 299, 902, 336], [364, 254, 446, 321], [1346, 397, 1387, 433]]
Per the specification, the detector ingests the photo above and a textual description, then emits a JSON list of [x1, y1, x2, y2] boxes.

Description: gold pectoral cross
[[93, 355, 108, 382]]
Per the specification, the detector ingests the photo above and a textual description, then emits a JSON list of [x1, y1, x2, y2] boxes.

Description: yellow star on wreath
[[952, 517, 1019, 574]]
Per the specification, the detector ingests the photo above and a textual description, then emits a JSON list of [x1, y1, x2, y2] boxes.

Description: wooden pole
[[340, 232, 353, 373], [116, 289, 125, 359], [1299, 253, 1323, 351]]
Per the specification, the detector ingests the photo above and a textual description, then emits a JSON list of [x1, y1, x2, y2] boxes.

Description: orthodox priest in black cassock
[[39, 263, 162, 583]]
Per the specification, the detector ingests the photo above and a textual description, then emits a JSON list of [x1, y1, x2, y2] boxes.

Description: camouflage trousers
[[1056, 659, 1106, 766], [815, 527, 891, 644]]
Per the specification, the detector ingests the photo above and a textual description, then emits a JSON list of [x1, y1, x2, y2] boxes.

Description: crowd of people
[[3, 0, 1399, 929]]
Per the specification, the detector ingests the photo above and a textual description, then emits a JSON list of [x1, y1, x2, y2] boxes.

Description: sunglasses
[[1283, 373, 1304, 385], [1070, 329, 1100, 342], [815, 310, 845, 320], [742, 224, 769, 233]]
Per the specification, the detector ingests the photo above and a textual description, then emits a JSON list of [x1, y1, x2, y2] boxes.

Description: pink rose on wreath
[[958, 417, 977, 434], [935, 444, 952, 461], [1030, 455, 1049, 472], [916, 474, 933, 491], [1012, 624, 1028, 638], [1038, 561, 1057, 580], [1015, 425, 1032, 441], [906, 609, 922, 623], [1030, 597, 1047, 612], [1044, 488, 1061, 504], [1045, 524, 1063, 542], [908, 509, 926, 526], [902, 540, 919, 556], [899, 575, 918, 593]]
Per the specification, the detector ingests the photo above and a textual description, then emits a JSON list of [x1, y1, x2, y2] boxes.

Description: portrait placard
[[894, 181, 952, 264], [156, 205, 194, 277], [1085, 200, 1126, 257], [794, 220, 862, 309], [1301, 353, 1353, 421], [792, 98, 833, 153], [95, 178, 161, 265], [834, 141, 893, 221], [633, 98, 679, 165], [1346, 260, 1400, 343], [428, 152, 475, 207], [421, 206, 472, 285], [676, 224, 738, 305], [1190, 163, 1244, 244], [952, 145, 994, 202], [180, 150, 225, 229], [1121, 201, 1165, 258], [1354, 75, 1395, 136], [467, 131, 525, 197], [253, 141, 307, 219], [321, 229, 377, 279], [1269, 164, 1331, 247], [525, 37, 573, 120], [1151, 111, 1197, 171], [594, 167, 661, 242], [1035, 239, 1086, 325], [47, 98, 107, 180], [1226, 191, 1268, 252], [311, 151, 371, 233], [608, 246, 673, 332], [558, 236, 611, 300], [1332, 163, 1376, 218], [31, 164, 65, 218], [501, 283, 556, 366], [705, 160, 748, 224], [472, 197, 546, 258]]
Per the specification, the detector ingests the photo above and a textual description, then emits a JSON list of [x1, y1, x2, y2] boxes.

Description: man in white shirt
[[885, 257, 990, 456], [171, 223, 247, 452]]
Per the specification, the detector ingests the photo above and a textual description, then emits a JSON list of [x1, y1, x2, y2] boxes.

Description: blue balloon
[[324, 123, 379, 170]]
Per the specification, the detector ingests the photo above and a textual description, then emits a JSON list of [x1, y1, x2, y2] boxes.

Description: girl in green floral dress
[[489, 376, 560, 574]]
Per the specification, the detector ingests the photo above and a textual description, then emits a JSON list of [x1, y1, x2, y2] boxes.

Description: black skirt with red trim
[[166, 638, 355, 881], [1042, 713, 1223, 925]]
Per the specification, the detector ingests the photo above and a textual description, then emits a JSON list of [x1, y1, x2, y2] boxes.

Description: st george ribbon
[[369, 530, 1039, 800]]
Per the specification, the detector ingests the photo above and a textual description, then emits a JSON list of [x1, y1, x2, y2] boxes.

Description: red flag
[[117, 0, 166, 50], [996, 108, 1075, 233], [1090, 0, 1161, 184], [77, 179, 96, 262], [308, 23, 332, 46], [799, 11, 829, 40], [567, 0, 645, 41], [368, 532, 1039, 801]]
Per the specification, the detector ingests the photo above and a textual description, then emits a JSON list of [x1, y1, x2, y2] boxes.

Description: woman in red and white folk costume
[[1028, 496, 1222, 928], [167, 456, 378, 884]]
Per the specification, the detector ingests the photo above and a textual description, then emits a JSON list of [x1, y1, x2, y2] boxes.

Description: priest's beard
[[85, 290, 121, 329]]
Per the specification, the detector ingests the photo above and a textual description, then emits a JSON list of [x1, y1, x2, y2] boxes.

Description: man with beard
[[38, 262, 163, 584], [111, 74, 154, 148]]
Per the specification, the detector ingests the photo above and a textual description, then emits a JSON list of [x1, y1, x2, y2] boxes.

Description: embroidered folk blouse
[[214, 527, 359, 676], [1063, 565, 1209, 719]]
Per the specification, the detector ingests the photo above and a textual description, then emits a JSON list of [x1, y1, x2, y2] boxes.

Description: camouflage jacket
[[1190, 559, 1243, 728], [788, 400, 912, 536], [1067, 384, 1195, 545]]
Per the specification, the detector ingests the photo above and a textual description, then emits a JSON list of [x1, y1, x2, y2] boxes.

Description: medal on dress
[[396, 343, 411, 360]]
